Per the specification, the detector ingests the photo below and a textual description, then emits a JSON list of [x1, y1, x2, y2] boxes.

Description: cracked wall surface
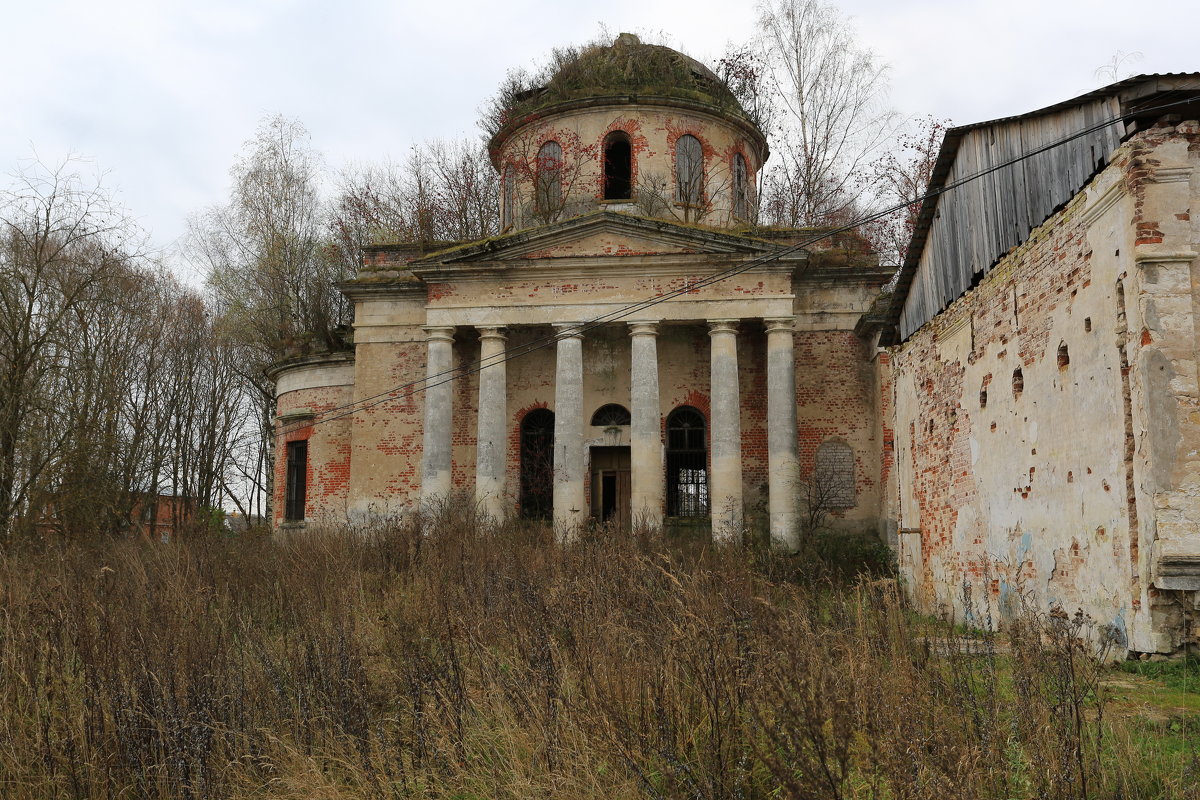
[[891, 124, 1200, 654]]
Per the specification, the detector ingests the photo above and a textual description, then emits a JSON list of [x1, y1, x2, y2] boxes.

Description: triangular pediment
[[411, 212, 781, 266]]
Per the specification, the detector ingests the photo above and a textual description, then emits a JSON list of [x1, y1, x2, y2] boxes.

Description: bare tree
[[0, 158, 141, 537], [190, 115, 350, 362], [333, 138, 499, 257], [752, 0, 897, 227], [860, 115, 949, 267], [0, 156, 258, 538]]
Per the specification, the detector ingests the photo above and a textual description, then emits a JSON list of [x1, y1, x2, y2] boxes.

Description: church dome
[[487, 34, 769, 232], [488, 33, 762, 149]]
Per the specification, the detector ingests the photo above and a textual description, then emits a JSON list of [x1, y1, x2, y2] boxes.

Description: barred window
[[675, 134, 704, 205], [814, 440, 855, 509], [590, 403, 631, 426], [666, 406, 708, 517]]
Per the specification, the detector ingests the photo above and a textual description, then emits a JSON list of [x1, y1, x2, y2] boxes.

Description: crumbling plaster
[[891, 125, 1200, 653]]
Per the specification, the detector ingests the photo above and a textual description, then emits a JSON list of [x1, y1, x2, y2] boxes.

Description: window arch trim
[[590, 403, 631, 426]]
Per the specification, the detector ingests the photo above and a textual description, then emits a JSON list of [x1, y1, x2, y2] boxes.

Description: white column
[[708, 319, 742, 540], [765, 317, 800, 550], [629, 321, 663, 528], [553, 324, 586, 540], [475, 327, 507, 520], [420, 326, 456, 506]]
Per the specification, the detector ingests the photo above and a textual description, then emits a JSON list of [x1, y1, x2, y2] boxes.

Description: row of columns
[[419, 319, 800, 548]]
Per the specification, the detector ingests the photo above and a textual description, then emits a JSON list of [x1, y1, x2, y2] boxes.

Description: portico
[[417, 312, 801, 547]]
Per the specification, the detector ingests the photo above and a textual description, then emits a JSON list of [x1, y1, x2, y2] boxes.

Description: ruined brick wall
[[795, 329, 884, 533], [272, 357, 354, 527], [494, 104, 764, 230], [891, 125, 1200, 653]]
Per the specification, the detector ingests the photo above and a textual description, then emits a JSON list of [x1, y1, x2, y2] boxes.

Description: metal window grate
[[666, 406, 708, 517]]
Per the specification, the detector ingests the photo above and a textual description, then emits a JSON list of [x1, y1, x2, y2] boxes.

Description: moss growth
[[485, 34, 758, 140]]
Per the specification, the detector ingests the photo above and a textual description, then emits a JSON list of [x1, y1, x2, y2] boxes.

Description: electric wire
[[251, 93, 1195, 449]]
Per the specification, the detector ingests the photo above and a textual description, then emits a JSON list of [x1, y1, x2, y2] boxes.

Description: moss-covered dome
[[488, 34, 759, 147]]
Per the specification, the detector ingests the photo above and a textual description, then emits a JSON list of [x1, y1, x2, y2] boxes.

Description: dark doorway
[[603, 132, 632, 200], [520, 409, 554, 519], [590, 446, 631, 526]]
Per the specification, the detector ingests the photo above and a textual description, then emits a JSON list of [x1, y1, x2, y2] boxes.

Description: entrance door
[[590, 446, 631, 527]]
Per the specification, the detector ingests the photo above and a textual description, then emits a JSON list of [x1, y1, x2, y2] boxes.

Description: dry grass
[[0, 506, 1194, 799]]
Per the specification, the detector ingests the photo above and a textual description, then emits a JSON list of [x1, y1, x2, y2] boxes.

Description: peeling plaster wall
[[892, 125, 1200, 653], [272, 358, 355, 527], [496, 104, 763, 230]]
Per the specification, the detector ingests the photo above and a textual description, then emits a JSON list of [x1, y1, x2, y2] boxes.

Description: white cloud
[[3, 0, 1195, 278]]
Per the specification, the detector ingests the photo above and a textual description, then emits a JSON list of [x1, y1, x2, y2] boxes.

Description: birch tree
[[752, 0, 897, 227]]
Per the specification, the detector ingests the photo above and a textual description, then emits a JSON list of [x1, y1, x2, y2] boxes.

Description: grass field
[[0, 509, 1195, 799]]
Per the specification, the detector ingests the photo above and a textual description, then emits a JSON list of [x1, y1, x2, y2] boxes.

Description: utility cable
[[258, 93, 1196, 444]]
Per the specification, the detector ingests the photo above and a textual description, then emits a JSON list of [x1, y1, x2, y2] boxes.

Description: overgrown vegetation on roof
[[483, 33, 759, 140]]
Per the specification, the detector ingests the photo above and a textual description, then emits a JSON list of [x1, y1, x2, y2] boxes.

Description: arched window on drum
[[675, 134, 704, 205]]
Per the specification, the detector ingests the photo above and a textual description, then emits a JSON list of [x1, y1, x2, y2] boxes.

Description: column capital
[[477, 326, 507, 341], [764, 316, 796, 334], [628, 320, 659, 337], [423, 326, 456, 342], [708, 319, 740, 336], [553, 322, 585, 341]]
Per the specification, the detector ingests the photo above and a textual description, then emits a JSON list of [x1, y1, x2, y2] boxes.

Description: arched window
[[590, 403, 631, 426], [520, 409, 554, 519], [733, 152, 750, 219], [666, 406, 707, 517], [535, 141, 562, 214], [501, 165, 516, 229], [675, 134, 704, 205], [603, 132, 633, 200], [814, 440, 855, 509]]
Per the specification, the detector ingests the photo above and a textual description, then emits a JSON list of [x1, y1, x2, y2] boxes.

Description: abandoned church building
[[269, 35, 1200, 655]]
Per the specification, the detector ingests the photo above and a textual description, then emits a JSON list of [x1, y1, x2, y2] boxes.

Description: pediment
[[414, 212, 780, 266]]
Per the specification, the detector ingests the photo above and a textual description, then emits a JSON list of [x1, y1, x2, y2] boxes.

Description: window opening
[[1057, 342, 1070, 369], [285, 440, 308, 522], [535, 141, 562, 214], [603, 132, 632, 200], [666, 406, 708, 516], [591, 403, 631, 426], [520, 409, 555, 519], [675, 134, 704, 205], [733, 152, 750, 218], [1012, 368, 1024, 398]]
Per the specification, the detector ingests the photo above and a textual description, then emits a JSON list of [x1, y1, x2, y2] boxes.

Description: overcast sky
[[4, 0, 1197, 281]]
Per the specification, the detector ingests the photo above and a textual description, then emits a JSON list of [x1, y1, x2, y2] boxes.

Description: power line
[[257, 94, 1193, 445]]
